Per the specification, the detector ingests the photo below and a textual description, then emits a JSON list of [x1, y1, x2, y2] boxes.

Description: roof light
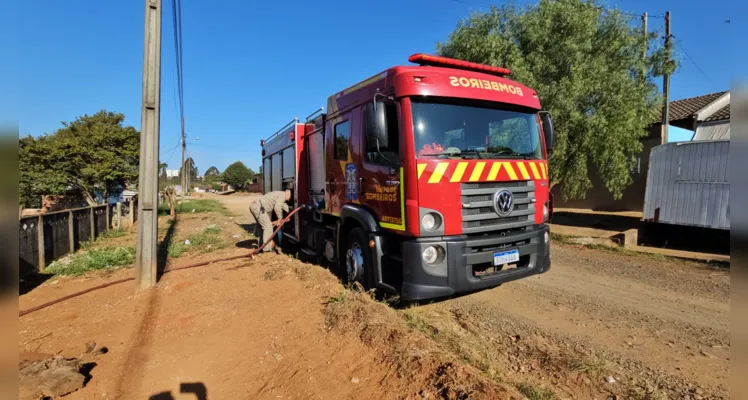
[[408, 53, 511, 76]]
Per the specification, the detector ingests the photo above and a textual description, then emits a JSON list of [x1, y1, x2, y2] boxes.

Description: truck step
[[300, 248, 318, 257]]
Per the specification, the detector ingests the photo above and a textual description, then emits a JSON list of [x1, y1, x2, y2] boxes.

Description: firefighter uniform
[[249, 191, 289, 252]]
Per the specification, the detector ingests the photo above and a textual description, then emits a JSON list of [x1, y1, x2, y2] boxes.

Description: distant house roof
[[651, 91, 729, 130], [704, 104, 730, 122]]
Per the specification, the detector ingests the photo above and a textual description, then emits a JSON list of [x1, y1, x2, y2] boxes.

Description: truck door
[[359, 101, 404, 231], [325, 113, 358, 215]]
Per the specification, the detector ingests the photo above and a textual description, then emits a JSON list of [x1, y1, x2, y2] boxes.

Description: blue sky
[[8, 0, 735, 173]]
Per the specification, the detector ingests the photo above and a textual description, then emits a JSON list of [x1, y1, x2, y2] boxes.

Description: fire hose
[[19, 205, 304, 317]]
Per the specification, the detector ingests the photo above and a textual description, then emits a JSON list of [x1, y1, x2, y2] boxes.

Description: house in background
[[552, 90, 729, 212]]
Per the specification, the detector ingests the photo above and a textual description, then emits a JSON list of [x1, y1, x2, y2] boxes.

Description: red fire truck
[[261, 54, 555, 300]]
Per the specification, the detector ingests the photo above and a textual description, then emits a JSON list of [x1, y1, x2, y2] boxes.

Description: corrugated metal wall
[[643, 140, 729, 230]]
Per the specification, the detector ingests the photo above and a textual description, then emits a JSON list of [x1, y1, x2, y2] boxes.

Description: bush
[[46, 247, 136, 276]]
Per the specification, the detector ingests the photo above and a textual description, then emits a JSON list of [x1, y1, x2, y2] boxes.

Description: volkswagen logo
[[493, 189, 514, 217]]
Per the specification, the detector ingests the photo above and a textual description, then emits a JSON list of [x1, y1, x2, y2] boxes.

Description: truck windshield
[[412, 99, 542, 160]]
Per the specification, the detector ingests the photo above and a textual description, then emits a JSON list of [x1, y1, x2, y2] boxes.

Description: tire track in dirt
[[457, 244, 730, 395]]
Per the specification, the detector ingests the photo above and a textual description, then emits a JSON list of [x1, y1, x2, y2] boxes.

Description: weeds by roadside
[[158, 199, 231, 216], [80, 229, 127, 249], [167, 224, 226, 258], [46, 246, 136, 276], [517, 382, 559, 400]]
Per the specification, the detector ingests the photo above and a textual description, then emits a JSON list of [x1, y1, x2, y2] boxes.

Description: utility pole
[[186, 151, 191, 195], [181, 134, 186, 201], [642, 12, 648, 66], [661, 11, 671, 144], [135, 0, 162, 289]]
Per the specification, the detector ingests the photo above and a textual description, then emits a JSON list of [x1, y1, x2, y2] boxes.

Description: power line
[[672, 35, 717, 87]]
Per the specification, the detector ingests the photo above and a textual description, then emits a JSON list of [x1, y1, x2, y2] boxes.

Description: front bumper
[[400, 225, 551, 301]]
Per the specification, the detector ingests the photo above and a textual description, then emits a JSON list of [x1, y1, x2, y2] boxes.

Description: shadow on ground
[[19, 272, 54, 295], [551, 210, 730, 256], [157, 219, 178, 280], [149, 382, 207, 400], [551, 211, 641, 232]]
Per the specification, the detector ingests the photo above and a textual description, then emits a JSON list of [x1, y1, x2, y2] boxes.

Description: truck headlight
[[422, 245, 445, 264], [542, 202, 549, 222], [421, 212, 442, 232]]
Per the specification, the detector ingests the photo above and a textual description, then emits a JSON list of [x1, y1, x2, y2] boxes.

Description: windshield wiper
[[457, 149, 484, 159], [420, 149, 484, 159], [490, 150, 533, 159]]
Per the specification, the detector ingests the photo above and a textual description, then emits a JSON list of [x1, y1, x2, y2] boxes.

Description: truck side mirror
[[365, 101, 388, 150], [540, 111, 555, 154]]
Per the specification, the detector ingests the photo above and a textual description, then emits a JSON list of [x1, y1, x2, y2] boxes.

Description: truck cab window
[[365, 102, 399, 165], [334, 121, 350, 160]]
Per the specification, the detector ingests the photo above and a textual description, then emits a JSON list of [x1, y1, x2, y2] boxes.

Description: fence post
[[105, 204, 110, 230], [37, 215, 45, 271], [90, 206, 95, 239], [68, 210, 75, 253], [128, 200, 135, 227], [117, 202, 122, 230]]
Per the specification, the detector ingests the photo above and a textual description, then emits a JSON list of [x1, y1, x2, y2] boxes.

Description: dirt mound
[[324, 288, 521, 399]]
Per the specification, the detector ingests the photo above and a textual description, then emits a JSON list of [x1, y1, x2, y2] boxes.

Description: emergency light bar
[[408, 53, 511, 76]]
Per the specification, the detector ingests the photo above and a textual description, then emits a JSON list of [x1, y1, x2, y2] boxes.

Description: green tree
[[19, 110, 140, 207], [179, 157, 198, 182], [222, 161, 252, 191], [159, 162, 168, 179], [437, 0, 673, 200], [203, 166, 220, 184]]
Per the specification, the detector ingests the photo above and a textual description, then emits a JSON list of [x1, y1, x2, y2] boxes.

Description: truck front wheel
[[345, 227, 375, 289]]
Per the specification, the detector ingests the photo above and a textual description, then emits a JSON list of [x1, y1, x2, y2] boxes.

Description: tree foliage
[[19, 110, 140, 207], [221, 161, 252, 191], [203, 166, 220, 184], [179, 157, 198, 181], [437, 0, 672, 200]]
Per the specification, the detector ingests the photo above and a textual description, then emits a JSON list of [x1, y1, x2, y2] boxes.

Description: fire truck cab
[[261, 54, 555, 301]]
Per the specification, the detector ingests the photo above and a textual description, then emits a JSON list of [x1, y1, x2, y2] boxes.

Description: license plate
[[493, 249, 519, 266]]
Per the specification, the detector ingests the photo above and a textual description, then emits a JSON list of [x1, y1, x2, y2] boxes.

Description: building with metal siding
[[643, 140, 729, 230]]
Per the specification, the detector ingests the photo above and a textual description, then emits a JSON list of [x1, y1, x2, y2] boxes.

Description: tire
[[344, 227, 375, 290]]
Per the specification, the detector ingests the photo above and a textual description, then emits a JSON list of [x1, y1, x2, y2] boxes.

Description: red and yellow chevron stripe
[[417, 160, 547, 184]]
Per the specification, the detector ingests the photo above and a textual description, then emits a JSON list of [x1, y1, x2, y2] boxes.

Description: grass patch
[[46, 246, 136, 276], [402, 307, 434, 335], [166, 224, 226, 258], [80, 229, 128, 249], [570, 357, 607, 376], [158, 199, 230, 216], [517, 382, 559, 400], [549, 232, 576, 245], [326, 290, 348, 304]]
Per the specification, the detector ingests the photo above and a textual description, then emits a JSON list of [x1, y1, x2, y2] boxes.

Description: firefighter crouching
[[249, 190, 291, 253]]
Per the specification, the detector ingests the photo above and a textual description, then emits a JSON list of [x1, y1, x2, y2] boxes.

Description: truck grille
[[460, 181, 535, 234]]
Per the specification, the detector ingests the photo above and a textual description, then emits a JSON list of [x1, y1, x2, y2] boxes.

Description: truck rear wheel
[[345, 227, 375, 290]]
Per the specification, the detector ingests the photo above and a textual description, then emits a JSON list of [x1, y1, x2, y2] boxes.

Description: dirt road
[[18, 194, 729, 399], [415, 240, 730, 398]]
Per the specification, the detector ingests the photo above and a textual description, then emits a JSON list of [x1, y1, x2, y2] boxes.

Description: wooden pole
[[37, 215, 45, 271], [68, 210, 75, 253], [135, 0, 162, 289], [661, 11, 671, 144], [117, 202, 122, 230], [89, 206, 95, 239]]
